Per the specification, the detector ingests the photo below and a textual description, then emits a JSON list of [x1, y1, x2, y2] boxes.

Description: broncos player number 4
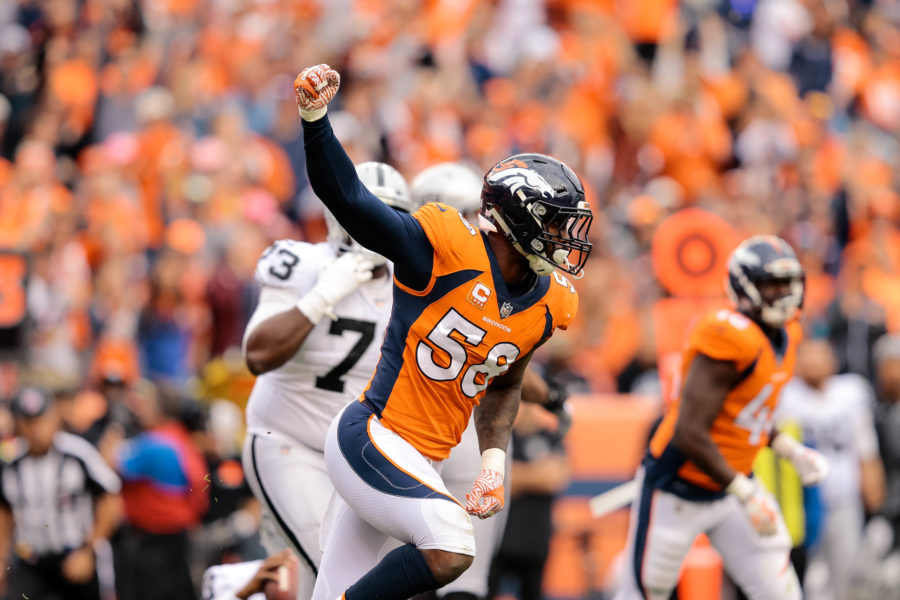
[[315, 318, 377, 393], [735, 384, 774, 444]]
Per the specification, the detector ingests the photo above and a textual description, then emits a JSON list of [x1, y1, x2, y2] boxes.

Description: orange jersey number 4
[[735, 383, 774, 444], [715, 310, 777, 445]]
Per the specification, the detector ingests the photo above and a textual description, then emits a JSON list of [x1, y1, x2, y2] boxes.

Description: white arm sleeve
[[242, 286, 303, 356]]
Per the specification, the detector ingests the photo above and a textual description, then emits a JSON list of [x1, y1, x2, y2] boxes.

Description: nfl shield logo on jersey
[[499, 302, 513, 319]]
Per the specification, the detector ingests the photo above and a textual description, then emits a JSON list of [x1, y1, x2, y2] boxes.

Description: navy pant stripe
[[632, 474, 655, 600], [337, 402, 459, 504], [250, 435, 318, 574]]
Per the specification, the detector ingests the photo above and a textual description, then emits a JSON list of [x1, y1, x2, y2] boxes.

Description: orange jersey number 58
[[416, 309, 520, 397]]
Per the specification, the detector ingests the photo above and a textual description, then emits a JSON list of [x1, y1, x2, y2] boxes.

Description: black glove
[[543, 378, 572, 438]]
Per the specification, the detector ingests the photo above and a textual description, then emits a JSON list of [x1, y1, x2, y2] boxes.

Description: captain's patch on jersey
[[466, 282, 492, 309]]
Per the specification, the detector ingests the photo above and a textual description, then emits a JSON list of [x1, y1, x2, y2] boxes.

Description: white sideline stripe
[[589, 478, 639, 518]]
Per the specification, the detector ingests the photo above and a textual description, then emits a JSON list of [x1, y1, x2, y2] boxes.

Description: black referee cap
[[11, 386, 53, 418]]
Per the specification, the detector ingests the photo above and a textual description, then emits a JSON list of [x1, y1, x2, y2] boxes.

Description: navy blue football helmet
[[481, 154, 593, 277], [726, 235, 805, 327]]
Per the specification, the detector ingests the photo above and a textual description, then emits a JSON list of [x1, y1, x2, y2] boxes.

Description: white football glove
[[465, 448, 506, 519], [771, 432, 830, 486], [293, 64, 341, 122], [727, 473, 779, 536], [295, 252, 374, 322]]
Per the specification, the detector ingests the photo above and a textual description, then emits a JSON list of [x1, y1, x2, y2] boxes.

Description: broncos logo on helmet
[[486, 164, 555, 200], [481, 153, 593, 277], [726, 235, 805, 327]]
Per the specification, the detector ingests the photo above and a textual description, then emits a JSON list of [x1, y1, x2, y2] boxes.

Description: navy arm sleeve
[[302, 115, 433, 290]]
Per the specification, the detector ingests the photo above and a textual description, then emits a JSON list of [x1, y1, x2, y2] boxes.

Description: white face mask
[[760, 302, 798, 327], [756, 276, 804, 326], [760, 288, 802, 326]]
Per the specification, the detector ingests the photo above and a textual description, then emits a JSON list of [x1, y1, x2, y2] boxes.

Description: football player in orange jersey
[[614, 236, 829, 600], [293, 65, 592, 600], [410, 162, 574, 600]]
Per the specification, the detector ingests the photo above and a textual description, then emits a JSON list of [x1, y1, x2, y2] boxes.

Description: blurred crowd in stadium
[[2, 0, 900, 598]]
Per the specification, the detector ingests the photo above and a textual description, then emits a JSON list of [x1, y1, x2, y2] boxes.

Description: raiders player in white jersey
[[777, 339, 886, 599], [242, 162, 414, 600]]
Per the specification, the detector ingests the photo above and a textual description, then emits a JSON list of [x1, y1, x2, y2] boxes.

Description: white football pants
[[243, 432, 332, 600], [438, 416, 511, 599], [614, 467, 801, 600], [312, 402, 476, 600]]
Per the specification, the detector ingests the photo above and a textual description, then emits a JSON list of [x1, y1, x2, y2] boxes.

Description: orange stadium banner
[[651, 209, 738, 404], [651, 208, 739, 298]]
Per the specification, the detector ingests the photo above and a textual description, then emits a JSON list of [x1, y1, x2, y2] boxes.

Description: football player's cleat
[[324, 162, 413, 265], [480, 154, 593, 277], [726, 235, 805, 327], [411, 162, 482, 216]]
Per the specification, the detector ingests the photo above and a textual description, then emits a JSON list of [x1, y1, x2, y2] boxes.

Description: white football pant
[[614, 467, 801, 600], [312, 402, 476, 600], [243, 432, 332, 600]]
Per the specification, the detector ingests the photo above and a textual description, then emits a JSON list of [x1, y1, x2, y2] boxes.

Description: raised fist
[[294, 64, 341, 122]]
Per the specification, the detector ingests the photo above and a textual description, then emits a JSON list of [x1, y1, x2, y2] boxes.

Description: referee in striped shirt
[[0, 386, 123, 600]]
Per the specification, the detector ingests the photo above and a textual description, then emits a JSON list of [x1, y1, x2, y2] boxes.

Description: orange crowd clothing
[[648, 309, 802, 493], [0, 183, 72, 249], [618, 0, 677, 43], [362, 204, 578, 461], [49, 58, 99, 136]]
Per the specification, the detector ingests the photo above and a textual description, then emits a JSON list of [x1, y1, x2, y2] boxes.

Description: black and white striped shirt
[[0, 432, 121, 557]]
